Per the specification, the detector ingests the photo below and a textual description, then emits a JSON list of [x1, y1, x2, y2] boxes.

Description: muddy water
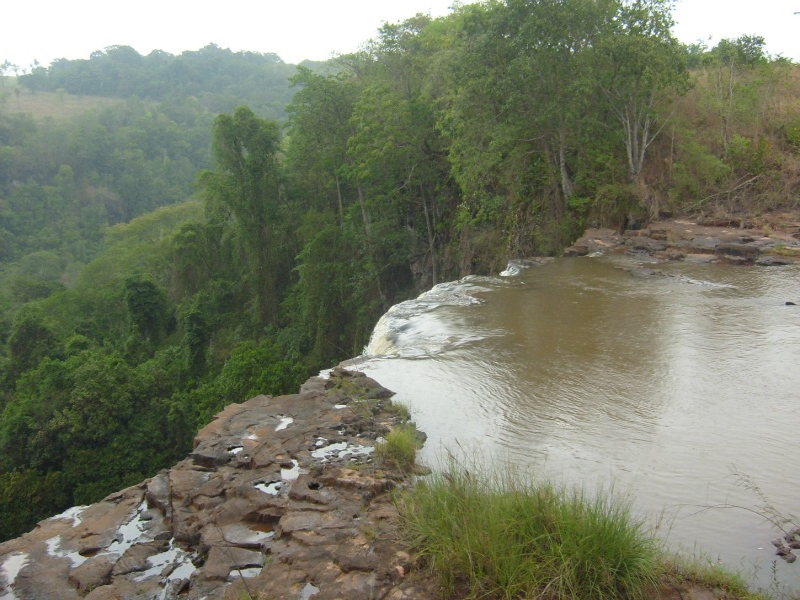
[[348, 254, 800, 593]]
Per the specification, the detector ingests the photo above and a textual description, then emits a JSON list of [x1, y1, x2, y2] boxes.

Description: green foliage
[[191, 339, 310, 427], [4, 309, 61, 384], [0, 470, 69, 540], [400, 463, 662, 599], [201, 107, 286, 326], [1, 0, 799, 547], [18, 44, 299, 121], [668, 139, 730, 210], [124, 274, 172, 344]]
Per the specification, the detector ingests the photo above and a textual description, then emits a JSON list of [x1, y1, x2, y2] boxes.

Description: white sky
[[1, 0, 799, 70]]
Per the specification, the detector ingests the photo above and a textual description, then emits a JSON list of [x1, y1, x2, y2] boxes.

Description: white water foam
[[362, 277, 497, 358]]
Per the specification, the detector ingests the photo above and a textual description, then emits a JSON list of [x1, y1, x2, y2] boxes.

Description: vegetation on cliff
[[400, 465, 663, 599], [1, 0, 798, 541]]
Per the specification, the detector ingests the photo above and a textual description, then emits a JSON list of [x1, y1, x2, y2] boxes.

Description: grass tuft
[[375, 424, 419, 473], [398, 463, 663, 599], [666, 555, 770, 600], [386, 400, 412, 422]]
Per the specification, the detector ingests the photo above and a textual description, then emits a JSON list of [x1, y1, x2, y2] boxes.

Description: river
[[345, 253, 800, 594]]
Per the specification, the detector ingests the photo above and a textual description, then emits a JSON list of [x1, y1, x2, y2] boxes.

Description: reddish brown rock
[[0, 369, 423, 600]]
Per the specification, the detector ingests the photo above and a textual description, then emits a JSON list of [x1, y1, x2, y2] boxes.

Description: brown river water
[[345, 254, 800, 594]]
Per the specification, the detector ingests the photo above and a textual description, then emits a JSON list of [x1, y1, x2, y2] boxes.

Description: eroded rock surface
[[0, 368, 423, 600], [564, 215, 800, 266]]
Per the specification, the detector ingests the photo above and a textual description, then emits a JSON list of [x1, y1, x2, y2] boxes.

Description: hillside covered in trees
[[1, 0, 798, 540]]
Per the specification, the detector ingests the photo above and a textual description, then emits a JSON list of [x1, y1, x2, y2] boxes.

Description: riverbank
[[564, 212, 800, 266]]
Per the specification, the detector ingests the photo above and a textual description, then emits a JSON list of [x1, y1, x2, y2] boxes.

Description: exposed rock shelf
[[564, 214, 800, 266], [0, 368, 425, 600]]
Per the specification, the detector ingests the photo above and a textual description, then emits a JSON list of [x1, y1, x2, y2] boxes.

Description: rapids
[[346, 253, 800, 594]]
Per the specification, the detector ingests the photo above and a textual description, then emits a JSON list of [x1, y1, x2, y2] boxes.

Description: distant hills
[[11, 43, 328, 122]]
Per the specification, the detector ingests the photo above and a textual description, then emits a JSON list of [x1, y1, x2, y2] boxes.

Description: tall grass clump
[[375, 424, 419, 473], [399, 464, 662, 599]]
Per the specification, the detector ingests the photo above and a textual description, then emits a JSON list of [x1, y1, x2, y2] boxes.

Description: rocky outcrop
[[564, 216, 800, 265], [0, 368, 428, 600]]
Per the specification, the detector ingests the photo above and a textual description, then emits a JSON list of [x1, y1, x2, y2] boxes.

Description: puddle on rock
[[281, 459, 300, 481], [300, 582, 320, 599], [248, 521, 277, 536], [255, 481, 283, 495], [229, 567, 262, 581], [45, 535, 87, 568], [276, 416, 294, 431], [132, 539, 197, 587], [1, 552, 28, 599], [311, 441, 374, 463], [105, 501, 151, 556], [47, 505, 88, 527]]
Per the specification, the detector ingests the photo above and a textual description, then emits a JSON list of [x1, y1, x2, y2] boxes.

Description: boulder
[[68, 556, 115, 594]]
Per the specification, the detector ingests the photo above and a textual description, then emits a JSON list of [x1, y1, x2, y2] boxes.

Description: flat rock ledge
[[564, 215, 800, 266], [0, 368, 427, 600]]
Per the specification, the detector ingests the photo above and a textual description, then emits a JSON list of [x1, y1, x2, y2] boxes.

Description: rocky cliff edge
[[0, 368, 425, 600]]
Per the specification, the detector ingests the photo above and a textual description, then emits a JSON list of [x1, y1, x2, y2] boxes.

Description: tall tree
[[200, 107, 284, 326], [598, 0, 688, 187]]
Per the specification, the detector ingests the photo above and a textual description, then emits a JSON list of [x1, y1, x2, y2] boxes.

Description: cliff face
[[0, 368, 422, 600]]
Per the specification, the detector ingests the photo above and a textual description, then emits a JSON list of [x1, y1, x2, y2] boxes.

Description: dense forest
[[1, 0, 798, 540]]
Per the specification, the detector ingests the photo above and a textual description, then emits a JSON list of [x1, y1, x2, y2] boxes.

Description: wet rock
[[0, 368, 422, 600], [68, 556, 115, 593], [145, 471, 171, 515], [83, 585, 123, 600], [565, 216, 800, 267], [627, 237, 668, 253], [563, 243, 590, 257], [111, 541, 167, 575], [757, 256, 792, 266], [683, 253, 716, 264], [714, 243, 760, 264], [687, 237, 720, 254], [565, 228, 623, 256], [203, 546, 265, 581], [655, 249, 687, 261]]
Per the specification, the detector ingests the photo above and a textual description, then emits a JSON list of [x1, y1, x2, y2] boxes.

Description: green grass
[[666, 554, 773, 600], [385, 400, 412, 422], [375, 424, 419, 474], [398, 464, 663, 600], [767, 243, 800, 257]]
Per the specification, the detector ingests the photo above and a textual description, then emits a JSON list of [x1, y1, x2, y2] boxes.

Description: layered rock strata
[[0, 368, 425, 600], [564, 215, 800, 265]]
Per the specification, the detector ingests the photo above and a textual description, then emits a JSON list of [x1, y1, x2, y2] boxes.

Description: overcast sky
[[2, 0, 799, 70]]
